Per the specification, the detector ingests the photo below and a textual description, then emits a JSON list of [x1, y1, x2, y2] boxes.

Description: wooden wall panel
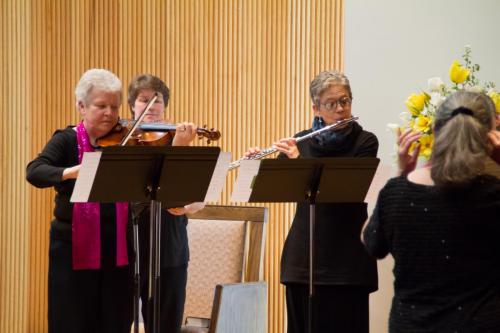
[[0, 1, 343, 332]]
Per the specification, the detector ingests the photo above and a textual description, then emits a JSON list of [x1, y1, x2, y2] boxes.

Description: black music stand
[[71, 145, 221, 333], [231, 157, 379, 333]]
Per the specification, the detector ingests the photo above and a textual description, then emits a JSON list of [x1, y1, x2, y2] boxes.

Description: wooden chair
[[182, 205, 268, 333]]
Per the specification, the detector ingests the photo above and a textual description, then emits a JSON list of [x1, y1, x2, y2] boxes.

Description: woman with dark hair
[[127, 74, 204, 333], [363, 90, 500, 332]]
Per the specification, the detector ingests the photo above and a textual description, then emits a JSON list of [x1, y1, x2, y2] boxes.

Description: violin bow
[[120, 93, 158, 146]]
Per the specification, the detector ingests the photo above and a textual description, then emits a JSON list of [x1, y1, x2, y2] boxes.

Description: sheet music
[[204, 152, 231, 202], [230, 159, 261, 202], [70, 151, 102, 203]]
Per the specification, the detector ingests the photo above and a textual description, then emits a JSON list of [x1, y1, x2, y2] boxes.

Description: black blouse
[[27, 126, 188, 268], [364, 175, 500, 332], [26, 126, 121, 267], [280, 122, 379, 291]]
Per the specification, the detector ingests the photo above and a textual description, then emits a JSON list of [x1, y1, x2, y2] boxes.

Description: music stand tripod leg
[[308, 190, 317, 333], [133, 219, 140, 333], [147, 200, 162, 333]]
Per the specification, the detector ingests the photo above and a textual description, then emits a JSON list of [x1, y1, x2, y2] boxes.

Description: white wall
[[345, 1, 500, 332], [346, 0, 500, 166]]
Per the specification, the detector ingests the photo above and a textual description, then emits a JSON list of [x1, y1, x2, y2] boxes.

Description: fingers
[[184, 122, 197, 136], [167, 207, 186, 216], [487, 130, 500, 148], [398, 130, 422, 156], [488, 130, 500, 165], [62, 164, 81, 180], [410, 143, 421, 162], [397, 128, 420, 146], [244, 147, 262, 158], [184, 202, 205, 215], [274, 138, 299, 158], [176, 122, 197, 135], [173, 122, 197, 146]]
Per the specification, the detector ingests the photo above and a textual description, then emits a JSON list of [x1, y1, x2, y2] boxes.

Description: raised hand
[[397, 128, 422, 176], [488, 129, 500, 165]]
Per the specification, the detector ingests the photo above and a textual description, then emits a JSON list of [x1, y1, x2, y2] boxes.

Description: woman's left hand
[[274, 138, 299, 159], [167, 207, 186, 216], [167, 202, 205, 216], [172, 122, 197, 146]]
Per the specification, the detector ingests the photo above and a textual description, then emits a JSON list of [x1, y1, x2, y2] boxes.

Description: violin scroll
[[197, 125, 221, 144]]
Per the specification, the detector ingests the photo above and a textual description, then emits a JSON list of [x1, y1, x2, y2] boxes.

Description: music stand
[[71, 145, 222, 333], [231, 157, 379, 333]]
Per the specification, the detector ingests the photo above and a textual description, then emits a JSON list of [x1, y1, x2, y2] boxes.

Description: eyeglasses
[[319, 97, 352, 111]]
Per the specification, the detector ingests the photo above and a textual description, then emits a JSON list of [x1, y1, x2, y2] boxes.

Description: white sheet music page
[[230, 159, 261, 202], [204, 152, 231, 202], [70, 151, 102, 203]]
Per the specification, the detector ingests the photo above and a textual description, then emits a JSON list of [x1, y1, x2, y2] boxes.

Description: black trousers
[[140, 264, 188, 333], [285, 283, 369, 333], [48, 231, 134, 333]]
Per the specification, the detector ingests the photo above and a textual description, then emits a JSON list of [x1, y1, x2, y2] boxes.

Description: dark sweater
[[26, 126, 188, 268], [364, 175, 500, 332], [26, 126, 120, 267], [280, 122, 379, 291]]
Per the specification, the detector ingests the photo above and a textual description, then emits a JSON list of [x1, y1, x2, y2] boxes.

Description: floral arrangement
[[389, 46, 500, 159]]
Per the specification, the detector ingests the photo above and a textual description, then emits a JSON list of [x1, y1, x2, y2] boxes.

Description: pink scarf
[[72, 121, 129, 270]]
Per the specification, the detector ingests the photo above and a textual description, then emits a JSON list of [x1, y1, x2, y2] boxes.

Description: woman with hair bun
[[363, 90, 500, 332]]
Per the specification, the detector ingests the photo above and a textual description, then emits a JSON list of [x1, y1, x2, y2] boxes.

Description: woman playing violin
[[127, 74, 204, 333], [26, 69, 133, 333]]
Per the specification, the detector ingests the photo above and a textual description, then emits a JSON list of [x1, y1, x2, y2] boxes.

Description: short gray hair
[[75, 69, 122, 106], [310, 70, 352, 106]]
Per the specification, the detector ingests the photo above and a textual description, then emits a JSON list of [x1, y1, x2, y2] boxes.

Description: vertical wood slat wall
[[0, 0, 343, 332]]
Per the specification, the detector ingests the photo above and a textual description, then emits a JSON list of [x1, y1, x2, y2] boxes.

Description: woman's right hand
[[62, 164, 81, 180], [487, 129, 500, 165], [397, 128, 422, 176]]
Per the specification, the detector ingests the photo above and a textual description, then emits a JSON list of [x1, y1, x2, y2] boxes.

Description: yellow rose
[[449, 60, 470, 84], [405, 93, 429, 116], [413, 115, 432, 133], [418, 134, 434, 159], [488, 91, 500, 114]]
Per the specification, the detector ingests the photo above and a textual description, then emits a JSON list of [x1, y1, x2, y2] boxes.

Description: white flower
[[428, 77, 444, 92], [429, 92, 446, 108], [399, 111, 412, 122], [393, 46, 496, 160], [386, 123, 399, 133], [465, 85, 483, 93]]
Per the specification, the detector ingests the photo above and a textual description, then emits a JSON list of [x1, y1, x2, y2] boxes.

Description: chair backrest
[[184, 205, 268, 321], [209, 282, 267, 333]]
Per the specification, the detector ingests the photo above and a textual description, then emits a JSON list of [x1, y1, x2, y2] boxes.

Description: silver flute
[[228, 116, 359, 171]]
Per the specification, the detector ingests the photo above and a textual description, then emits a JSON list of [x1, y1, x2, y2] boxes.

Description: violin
[[96, 93, 220, 147], [96, 119, 221, 147]]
